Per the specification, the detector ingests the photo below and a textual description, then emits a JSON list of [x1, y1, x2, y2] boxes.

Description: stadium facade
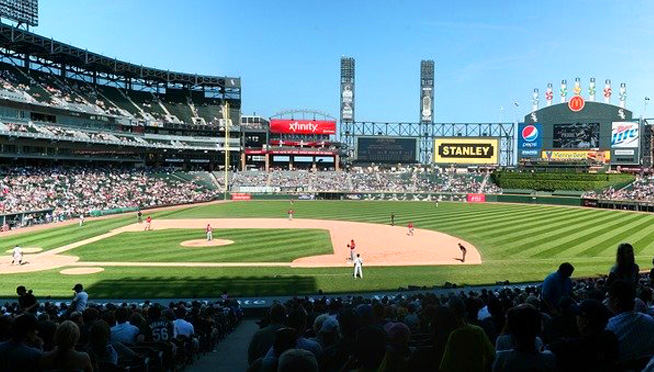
[[0, 21, 241, 168]]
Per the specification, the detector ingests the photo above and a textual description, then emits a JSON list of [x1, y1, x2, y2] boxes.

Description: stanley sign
[[434, 138, 499, 165]]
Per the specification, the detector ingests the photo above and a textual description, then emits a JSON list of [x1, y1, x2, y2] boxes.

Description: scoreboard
[[355, 137, 417, 163]]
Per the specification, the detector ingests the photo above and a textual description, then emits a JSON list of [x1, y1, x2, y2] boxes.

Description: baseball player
[[458, 243, 467, 263], [11, 245, 23, 265], [348, 241, 357, 262], [79, 214, 84, 227], [144, 216, 152, 231], [353, 254, 363, 279], [137, 210, 143, 224], [407, 222, 414, 236], [206, 224, 213, 241], [390, 213, 395, 226], [288, 209, 294, 221]]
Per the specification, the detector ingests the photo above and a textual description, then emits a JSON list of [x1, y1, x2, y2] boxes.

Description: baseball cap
[[72, 283, 83, 291]]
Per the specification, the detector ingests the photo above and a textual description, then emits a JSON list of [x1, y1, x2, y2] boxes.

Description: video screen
[[356, 137, 417, 163], [553, 123, 600, 149]]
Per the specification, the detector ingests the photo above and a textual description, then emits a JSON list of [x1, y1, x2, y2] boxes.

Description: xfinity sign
[[269, 119, 336, 135]]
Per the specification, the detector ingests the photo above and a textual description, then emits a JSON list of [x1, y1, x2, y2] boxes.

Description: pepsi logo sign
[[521, 125, 539, 142]]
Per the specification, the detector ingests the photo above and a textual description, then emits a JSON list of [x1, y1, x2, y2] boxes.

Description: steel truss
[[340, 121, 515, 166]]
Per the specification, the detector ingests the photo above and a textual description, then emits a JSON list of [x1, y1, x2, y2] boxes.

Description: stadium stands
[[0, 288, 243, 371], [246, 254, 654, 372], [0, 167, 218, 226]]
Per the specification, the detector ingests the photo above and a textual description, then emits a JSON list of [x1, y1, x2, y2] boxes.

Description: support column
[[240, 153, 246, 171], [335, 154, 340, 171], [265, 154, 270, 172]]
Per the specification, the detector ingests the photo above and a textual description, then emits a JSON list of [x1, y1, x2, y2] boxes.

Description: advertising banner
[[517, 123, 542, 158], [541, 150, 611, 162], [231, 193, 252, 201], [341, 83, 354, 121], [433, 138, 499, 165], [611, 122, 639, 148], [467, 193, 486, 203], [269, 119, 336, 135]]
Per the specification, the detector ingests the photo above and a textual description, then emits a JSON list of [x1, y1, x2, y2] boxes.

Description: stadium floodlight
[[0, 0, 38, 27]]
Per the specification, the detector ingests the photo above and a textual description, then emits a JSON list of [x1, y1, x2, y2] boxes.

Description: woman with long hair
[[39, 320, 93, 371], [88, 320, 118, 369], [607, 243, 640, 288]]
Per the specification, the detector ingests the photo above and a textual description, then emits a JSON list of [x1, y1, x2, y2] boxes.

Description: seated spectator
[[440, 296, 495, 372], [541, 296, 580, 344], [286, 308, 322, 358], [277, 348, 318, 372], [110, 307, 139, 345], [248, 303, 287, 365], [378, 322, 413, 372], [88, 320, 118, 369], [249, 327, 298, 372], [605, 280, 654, 365], [547, 299, 618, 372], [319, 308, 360, 372], [541, 263, 574, 314], [492, 304, 556, 372], [0, 315, 43, 372], [606, 243, 640, 288], [40, 320, 93, 371], [340, 325, 387, 372]]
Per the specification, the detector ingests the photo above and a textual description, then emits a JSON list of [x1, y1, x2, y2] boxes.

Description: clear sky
[[36, 0, 654, 123]]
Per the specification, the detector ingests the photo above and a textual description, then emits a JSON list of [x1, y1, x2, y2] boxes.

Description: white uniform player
[[353, 254, 363, 279], [206, 224, 213, 241], [79, 214, 85, 227], [11, 245, 23, 265]]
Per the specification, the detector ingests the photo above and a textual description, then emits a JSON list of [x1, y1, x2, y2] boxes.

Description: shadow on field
[[86, 276, 317, 298]]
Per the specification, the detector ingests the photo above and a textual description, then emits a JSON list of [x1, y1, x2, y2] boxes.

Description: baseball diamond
[[2, 200, 654, 298]]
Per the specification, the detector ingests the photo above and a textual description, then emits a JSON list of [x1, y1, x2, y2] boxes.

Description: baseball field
[[1, 200, 654, 299]]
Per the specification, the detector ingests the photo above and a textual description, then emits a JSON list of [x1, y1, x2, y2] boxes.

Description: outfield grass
[[2, 200, 654, 298], [67, 228, 333, 262]]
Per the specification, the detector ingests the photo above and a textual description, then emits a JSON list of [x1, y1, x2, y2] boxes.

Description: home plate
[[180, 239, 234, 247]]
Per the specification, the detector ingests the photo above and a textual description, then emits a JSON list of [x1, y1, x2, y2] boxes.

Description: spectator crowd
[[246, 242, 654, 372], [0, 283, 242, 371], [584, 177, 654, 202], [231, 167, 501, 195], [0, 166, 218, 224]]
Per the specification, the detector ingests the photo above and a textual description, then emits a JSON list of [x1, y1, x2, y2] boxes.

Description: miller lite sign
[[611, 122, 639, 148]]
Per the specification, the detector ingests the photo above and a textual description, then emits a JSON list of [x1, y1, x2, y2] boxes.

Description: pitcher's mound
[[60, 267, 104, 275], [180, 239, 234, 247], [5, 247, 42, 253]]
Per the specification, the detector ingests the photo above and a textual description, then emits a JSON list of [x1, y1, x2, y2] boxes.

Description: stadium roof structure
[[0, 21, 240, 89]]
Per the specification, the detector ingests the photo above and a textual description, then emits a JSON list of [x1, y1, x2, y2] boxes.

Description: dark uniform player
[[390, 213, 395, 226], [458, 243, 467, 263]]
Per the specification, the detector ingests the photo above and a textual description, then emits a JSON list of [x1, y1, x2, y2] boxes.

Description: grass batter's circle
[[5, 247, 42, 253], [180, 239, 235, 247], [60, 267, 105, 275]]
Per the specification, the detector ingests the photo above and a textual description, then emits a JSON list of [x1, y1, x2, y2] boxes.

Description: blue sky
[[36, 0, 654, 122]]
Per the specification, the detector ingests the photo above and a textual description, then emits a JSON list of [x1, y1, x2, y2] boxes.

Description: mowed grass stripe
[[485, 208, 602, 244], [499, 211, 632, 257], [421, 207, 558, 232], [528, 214, 643, 258], [574, 217, 654, 257], [458, 207, 586, 235]]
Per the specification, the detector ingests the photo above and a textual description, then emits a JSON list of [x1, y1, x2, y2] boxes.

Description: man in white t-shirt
[[71, 283, 88, 312], [173, 308, 198, 349]]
